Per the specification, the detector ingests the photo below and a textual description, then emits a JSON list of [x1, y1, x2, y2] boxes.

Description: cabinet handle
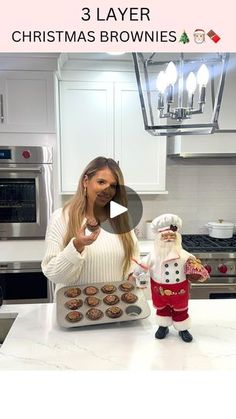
[[0, 94, 4, 123]]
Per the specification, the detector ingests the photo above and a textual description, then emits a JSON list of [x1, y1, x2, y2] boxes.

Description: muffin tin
[[56, 280, 151, 328]]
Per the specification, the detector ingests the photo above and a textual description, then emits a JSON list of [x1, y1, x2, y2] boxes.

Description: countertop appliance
[[0, 261, 53, 304], [182, 234, 236, 299], [0, 145, 53, 239]]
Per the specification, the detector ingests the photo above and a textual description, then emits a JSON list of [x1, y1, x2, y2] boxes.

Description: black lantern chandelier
[[132, 52, 231, 136]]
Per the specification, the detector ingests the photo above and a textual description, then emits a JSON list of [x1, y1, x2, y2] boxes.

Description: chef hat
[[151, 213, 182, 234]]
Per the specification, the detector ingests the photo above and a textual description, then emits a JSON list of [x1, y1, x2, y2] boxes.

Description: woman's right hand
[[73, 224, 100, 253]]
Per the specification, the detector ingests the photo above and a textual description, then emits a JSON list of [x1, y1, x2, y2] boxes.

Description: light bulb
[[186, 72, 197, 94], [165, 61, 178, 85], [156, 71, 167, 94], [197, 64, 209, 86]]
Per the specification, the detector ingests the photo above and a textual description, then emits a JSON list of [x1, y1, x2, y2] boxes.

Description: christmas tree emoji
[[179, 30, 190, 44]]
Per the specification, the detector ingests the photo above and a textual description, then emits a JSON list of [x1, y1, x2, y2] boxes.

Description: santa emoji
[[133, 214, 209, 342], [193, 28, 206, 44]]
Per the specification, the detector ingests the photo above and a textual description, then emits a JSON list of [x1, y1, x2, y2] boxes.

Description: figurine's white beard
[[155, 232, 183, 263]]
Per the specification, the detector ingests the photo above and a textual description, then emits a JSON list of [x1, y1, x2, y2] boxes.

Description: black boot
[[155, 326, 169, 339], [178, 330, 193, 343]]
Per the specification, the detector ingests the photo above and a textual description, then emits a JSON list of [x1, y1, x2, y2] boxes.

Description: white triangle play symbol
[[110, 201, 128, 219]]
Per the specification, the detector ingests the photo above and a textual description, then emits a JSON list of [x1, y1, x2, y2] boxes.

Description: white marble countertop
[[0, 240, 46, 262], [1, 299, 236, 370]]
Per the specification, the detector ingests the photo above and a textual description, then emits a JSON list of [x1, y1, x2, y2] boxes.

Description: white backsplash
[[138, 157, 236, 237]]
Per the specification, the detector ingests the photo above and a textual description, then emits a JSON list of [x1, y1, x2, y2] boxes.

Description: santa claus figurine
[[133, 214, 209, 343]]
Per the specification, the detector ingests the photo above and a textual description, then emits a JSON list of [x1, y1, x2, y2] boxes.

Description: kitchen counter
[[0, 299, 236, 370], [0, 240, 45, 262]]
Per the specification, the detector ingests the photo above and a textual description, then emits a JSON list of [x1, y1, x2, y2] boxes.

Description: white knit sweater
[[41, 208, 140, 293]]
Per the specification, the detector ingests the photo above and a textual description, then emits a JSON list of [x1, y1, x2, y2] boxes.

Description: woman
[[42, 157, 139, 293]]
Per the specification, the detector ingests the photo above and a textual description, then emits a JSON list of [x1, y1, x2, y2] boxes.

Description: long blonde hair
[[63, 157, 135, 275]]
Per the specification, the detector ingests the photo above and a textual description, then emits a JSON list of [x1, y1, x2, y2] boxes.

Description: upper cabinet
[[59, 69, 166, 194], [114, 82, 166, 193], [59, 81, 114, 192], [0, 71, 55, 133]]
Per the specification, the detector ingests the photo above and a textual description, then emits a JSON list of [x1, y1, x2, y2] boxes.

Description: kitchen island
[[0, 299, 236, 370]]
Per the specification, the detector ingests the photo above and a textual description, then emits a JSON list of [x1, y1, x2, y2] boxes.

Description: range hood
[[167, 133, 236, 158]]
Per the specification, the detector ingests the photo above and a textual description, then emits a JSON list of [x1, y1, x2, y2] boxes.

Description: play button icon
[[95, 185, 143, 235], [110, 201, 127, 218]]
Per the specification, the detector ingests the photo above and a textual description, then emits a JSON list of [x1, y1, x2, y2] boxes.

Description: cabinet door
[[59, 81, 114, 193], [0, 71, 55, 133], [115, 82, 166, 193]]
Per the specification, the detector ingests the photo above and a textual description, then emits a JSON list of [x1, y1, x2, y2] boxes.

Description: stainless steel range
[[182, 235, 236, 299]]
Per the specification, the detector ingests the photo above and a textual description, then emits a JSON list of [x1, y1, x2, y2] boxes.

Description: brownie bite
[[101, 284, 117, 294], [106, 306, 123, 319], [119, 282, 134, 292], [66, 311, 83, 323], [84, 286, 99, 296], [64, 287, 81, 298], [103, 294, 120, 305], [65, 299, 83, 310], [121, 292, 138, 304], [85, 296, 100, 307], [86, 308, 103, 321], [86, 217, 100, 232]]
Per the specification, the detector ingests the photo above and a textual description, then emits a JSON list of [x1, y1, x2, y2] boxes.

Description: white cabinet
[[115, 82, 166, 193], [0, 71, 55, 133], [59, 77, 166, 194], [59, 81, 114, 192]]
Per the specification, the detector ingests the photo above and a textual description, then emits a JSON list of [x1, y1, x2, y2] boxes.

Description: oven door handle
[[0, 167, 42, 173], [0, 94, 4, 123], [191, 283, 235, 289]]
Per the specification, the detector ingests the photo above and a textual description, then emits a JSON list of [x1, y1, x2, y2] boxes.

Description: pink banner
[[0, 0, 234, 51]]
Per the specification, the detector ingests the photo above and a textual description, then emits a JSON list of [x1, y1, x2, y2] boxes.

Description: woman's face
[[83, 167, 117, 207]]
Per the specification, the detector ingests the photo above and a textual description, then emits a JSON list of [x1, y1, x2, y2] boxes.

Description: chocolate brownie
[[64, 287, 81, 298], [119, 282, 134, 292], [106, 306, 123, 318], [65, 299, 83, 310], [101, 284, 117, 294], [103, 294, 120, 305], [86, 217, 100, 232], [66, 311, 83, 323], [86, 308, 103, 321], [85, 296, 100, 307], [121, 292, 138, 304], [84, 286, 99, 296]]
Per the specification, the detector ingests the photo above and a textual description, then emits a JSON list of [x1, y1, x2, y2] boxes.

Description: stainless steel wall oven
[[0, 146, 53, 239]]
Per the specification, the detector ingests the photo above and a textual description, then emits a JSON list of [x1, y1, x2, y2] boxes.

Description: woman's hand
[[127, 273, 136, 282], [73, 224, 100, 253], [127, 273, 147, 289]]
